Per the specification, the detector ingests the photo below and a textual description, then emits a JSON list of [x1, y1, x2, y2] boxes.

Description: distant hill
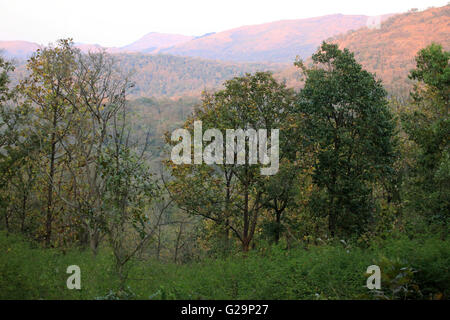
[[329, 5, 450, 96], [3, 6, 448, 99], [4, 42, 283, 99], [272, 5, 450, 97], [0, 40, 120, 59], [74, 43, 106, 53], [0, 13, 393, 63], [8, 52, 280, 98], [0, 41, 40, 59], [121, 32, 194, 53], [158, 14, 393, 62], [116, 53, 281, 97]]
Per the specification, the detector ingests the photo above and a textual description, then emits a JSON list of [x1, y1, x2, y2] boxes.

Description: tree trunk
[[242, 239, 250, 252], [45, 108, 58, 247], [242, 182, 250, 253], [174, 223, 183, 264], [156, 226, 161, 261], [4, 210, 10, 235], [274, 210, 281, 244], [329, 198, 336, 238], [20, 193, 27, 233], [90, 230, 100, 256], [224, 171, 232, 252]]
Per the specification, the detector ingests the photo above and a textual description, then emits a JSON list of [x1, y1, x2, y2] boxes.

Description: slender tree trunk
[[45, 138, 56, 246], [45, 107, 58, 247], [328, 135, 340, 238], [90, 230, 100, 256], [329, 195, 336, 237], [4, 210, 10, 235], [156, 226, 161, 261], [223, 172, 232, 252], [242, 183, 250, 252], [174, 223, 183, 264], [20, 192, 27, 233], [275, 210, 281, 244]]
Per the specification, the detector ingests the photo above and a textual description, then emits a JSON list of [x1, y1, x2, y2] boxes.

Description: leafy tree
[[295, 42, 397, 237], [98, 109, 160, 288], [64, 50, 136, 253], [401, 43, 449, 227], [20, 39, 79, 246], [0, 55, 36, 234], [166, 72, 297, 251]]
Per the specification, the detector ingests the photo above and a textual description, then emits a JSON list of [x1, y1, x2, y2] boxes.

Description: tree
[[401, 43, 449, 227], [21, 39, 79, 246], [166, 72, 297, 252], [19, 40, 146, 251], [296, 42, 397, 237], [64, 49, 136, 254], [98, 101, 160, 289], [18, 39, 164, 286], [0, 55, 36, 235]]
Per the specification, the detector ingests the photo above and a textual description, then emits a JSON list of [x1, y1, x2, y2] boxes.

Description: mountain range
[[122, 33, 194, 53], [157, 14, 393, 62], [0, 13, 392, 62], [332, 5, 450, 95], [1, 5, 448, 98]]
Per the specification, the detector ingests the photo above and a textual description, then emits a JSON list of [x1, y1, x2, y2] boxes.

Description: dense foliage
[[0, 39, 448, 299]]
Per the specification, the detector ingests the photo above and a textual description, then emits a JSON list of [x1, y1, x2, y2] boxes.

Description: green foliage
[[1, 231, 448, 300], [116, 53, 277, 98], [0, 232, 117, 299], [401, 43, 449, 227], [1, 37, 449, 301], [409, 43, 450, 92], [165, 72, 298, 252], [369, 236, 450, 299], [296, 42, 397, 237], [367, 257, 422, 300]]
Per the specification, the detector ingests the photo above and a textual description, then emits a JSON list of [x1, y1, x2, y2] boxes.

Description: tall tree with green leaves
[[0, 55, 36, 234], [98, 106, 160, 288], [21, 39, 79, 246], [296, 42, 397, 237], [401, 43, 449, 227], [166, 72, 297, 252]]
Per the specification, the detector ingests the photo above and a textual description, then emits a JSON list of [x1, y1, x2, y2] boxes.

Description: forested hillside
[[159, 14, 392, 62], [1, 37, 448, 299], [0, 4, 449, 302], [7, 52, 283, 98], [122, 32, 195, 53], [0, 14, 390, 63], [0, 41, 40, 59], [116, 53, 282, 97], [3, 7, 447, 99], [331, 5, 450, 96]]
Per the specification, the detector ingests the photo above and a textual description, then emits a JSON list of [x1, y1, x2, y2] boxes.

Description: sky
[[0, 0, 447, 47]]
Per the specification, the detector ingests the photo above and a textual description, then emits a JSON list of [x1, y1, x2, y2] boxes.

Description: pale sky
[[0, 0, 447, 47]]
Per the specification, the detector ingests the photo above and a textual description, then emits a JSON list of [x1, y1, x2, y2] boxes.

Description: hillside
[[113, 53, 281, 97], [0, 14, 390, 62], [158, 14, 393, 62], [330, 5, 450, 95], [0, 40, 120, 58], [8, 52, 281, 98], [0, 40, 40, 59], [122, 32, 194, 53], [3, 6, 448, 98]]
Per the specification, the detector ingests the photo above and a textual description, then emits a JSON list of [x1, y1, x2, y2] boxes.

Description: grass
[[0, 231, 448, 300]]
